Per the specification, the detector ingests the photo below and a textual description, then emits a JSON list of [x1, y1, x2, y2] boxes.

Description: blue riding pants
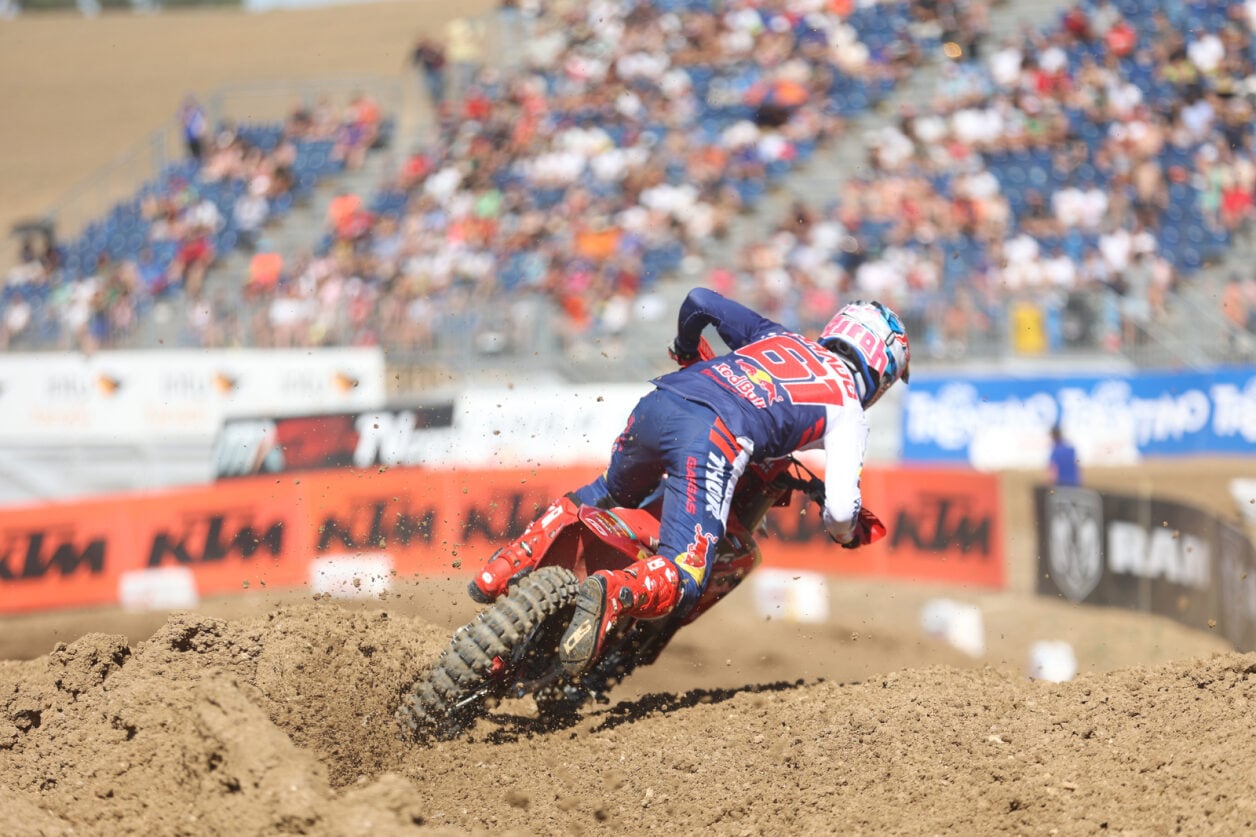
[[572, 389, 750, 612]]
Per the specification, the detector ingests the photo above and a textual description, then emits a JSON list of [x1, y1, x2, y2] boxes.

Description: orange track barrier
[[0, 465, 1002, 614]]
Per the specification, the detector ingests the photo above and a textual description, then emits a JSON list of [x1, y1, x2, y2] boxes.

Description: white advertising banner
[[0, 349, 385, 444], [389, 384, 651, 469]]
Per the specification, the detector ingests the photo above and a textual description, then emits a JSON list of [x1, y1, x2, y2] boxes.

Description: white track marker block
[[919, 598, 986, 658], [751, 568, 829, 624], [310, 553, 394, 599], [1028, 640, 1078, 682], [118, 567, 199, 612]]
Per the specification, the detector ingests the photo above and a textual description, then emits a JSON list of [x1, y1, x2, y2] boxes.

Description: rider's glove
[[668, 340, 702, 368], [837, 508, 886, 550]]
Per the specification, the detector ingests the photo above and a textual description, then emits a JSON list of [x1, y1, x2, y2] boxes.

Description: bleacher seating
[[3, 104, 392, 352], [729, 0, 1256, 359]]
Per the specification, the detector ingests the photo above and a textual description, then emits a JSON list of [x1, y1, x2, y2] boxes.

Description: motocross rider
[[470, 288, 911, 675]]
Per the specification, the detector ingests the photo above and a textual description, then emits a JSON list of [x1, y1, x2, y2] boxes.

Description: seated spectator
[[1222, 274, 1250, 346], [169, 224, 216, 299], [248, 252, 284, 294]]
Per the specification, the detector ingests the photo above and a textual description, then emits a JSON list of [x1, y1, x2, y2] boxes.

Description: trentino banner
[[901, 367, 1256, 468]]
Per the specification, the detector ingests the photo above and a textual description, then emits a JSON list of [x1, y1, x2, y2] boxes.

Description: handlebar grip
[[775, 473, 826, 506]]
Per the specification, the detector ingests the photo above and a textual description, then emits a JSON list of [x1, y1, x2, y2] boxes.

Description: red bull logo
[[735, 360, 784, 405], [703, 364, 766, 409], [679, 523, 718, 582]]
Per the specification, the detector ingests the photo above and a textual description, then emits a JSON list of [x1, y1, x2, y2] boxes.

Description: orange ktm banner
[[0, 496, 140, 613], [0, 466, 602, 615], [130, 478, 309, 597], [762, 467, 1004, 589], [299, 466, 601, 577], [0, 478, 307, 614], [0, 463, 999, 615]]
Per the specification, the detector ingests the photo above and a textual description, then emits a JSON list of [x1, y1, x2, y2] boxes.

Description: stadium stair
[[1140, 242, 1256, 367]]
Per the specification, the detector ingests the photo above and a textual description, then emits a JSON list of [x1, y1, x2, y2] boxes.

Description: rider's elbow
[[821, 508, 855, 544]]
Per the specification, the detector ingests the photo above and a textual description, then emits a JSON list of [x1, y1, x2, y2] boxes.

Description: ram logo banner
[[1044, 488, 1104, 602], [903, 368, 1256, 467], [1034, 486, 1256, 651]]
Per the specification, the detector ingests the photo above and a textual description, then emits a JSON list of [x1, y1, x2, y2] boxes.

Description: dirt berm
[[2, 584, 1252, 836]]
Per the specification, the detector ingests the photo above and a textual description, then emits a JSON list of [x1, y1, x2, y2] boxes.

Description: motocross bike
[[395, 452, 831, 743]]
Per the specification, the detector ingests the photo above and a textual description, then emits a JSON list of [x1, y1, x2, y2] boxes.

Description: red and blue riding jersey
[[652, 288, 869, 542], [573, 288, 869, 607]]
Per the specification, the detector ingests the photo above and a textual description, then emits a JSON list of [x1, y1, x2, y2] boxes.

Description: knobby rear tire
[[396, 566, 581, 742]]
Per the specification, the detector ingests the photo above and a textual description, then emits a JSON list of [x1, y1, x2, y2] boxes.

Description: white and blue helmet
[[819, 300, 911, 408]]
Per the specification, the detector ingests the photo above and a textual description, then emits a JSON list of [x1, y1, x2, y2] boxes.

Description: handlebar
[[773, 457, 886, 549], [772, 458, 826, 506]]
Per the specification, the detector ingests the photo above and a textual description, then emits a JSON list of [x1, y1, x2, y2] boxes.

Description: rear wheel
[[396, 566, 580, 742]]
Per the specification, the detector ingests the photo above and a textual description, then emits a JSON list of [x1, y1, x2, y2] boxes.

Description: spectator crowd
[[223, 0, 942, 357], [9, 0, 1256, 365], [2, 93, 385, 352], [724, 0, 1256, 358]]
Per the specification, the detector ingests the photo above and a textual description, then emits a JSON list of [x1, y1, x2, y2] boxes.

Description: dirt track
[[2, 590, 1252, 836], [2, 457, 1251, 834]]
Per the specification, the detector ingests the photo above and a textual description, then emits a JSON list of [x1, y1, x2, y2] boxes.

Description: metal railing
[[40, 127, 184, 260]]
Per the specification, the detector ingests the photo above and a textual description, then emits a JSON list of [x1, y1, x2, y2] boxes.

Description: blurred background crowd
[[730, 0, 1256, 358], [5, 0, 1256, 365]]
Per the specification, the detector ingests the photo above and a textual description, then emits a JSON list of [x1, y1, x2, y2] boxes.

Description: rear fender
[[576, 507, 661, 575], [533, 506, 759, 600], [533, 507, 662, 579]]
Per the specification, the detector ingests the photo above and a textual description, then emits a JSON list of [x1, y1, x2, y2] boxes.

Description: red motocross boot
[[468, 495, 581, 603], [559, 556, 681, 675]]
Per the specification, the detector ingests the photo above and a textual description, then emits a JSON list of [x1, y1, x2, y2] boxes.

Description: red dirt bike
[[394, 452, 831, 742]]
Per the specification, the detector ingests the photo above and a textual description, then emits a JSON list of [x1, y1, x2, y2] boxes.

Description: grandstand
[[3, 89, 394, 352], [3, 0, 1256, 470], [721, 0, 1256, 369], [9, 0, 1256, 384], [0, 0, 994, 378]]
